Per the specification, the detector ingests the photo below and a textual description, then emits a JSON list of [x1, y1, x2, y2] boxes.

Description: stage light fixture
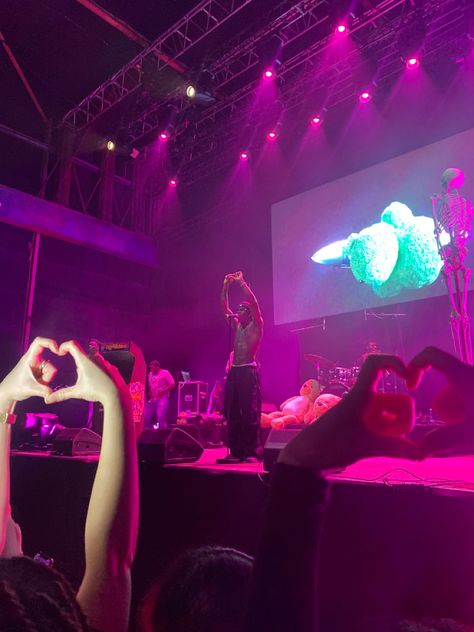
[[406, 56, 420, 69], [258, 34, 283, 80], [106, 140, 116, 151], [335, 24, 347, 34], [310, 115, 322, 127], [169, 178, 178, 187], [266, 130, 278, 141], [186, 84, 196, 98], [239, 151, 249, 161], [359, 90, 372, 103], [159, 131, 169, 141]]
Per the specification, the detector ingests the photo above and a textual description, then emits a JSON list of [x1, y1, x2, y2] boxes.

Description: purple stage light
[[406, 56, 420, 69], [263, 68, 274, 79], [335, 24, 347, 34], [239, 151, 249, 161], [359, 90, 372, 103], [159, 131, 169, 141], [310, 115, 322, 127], [266, 130, 278, 141], [169, 178, 177, 187]]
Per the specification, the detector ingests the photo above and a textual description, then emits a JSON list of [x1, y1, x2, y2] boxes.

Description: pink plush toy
[[261, 379, 321, 430], [305, 393, 342, 424]]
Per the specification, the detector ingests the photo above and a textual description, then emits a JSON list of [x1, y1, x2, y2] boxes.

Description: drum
[[351, 366, 360, 379], [322, 381, 349, 398], [329, 367, 352, 383]]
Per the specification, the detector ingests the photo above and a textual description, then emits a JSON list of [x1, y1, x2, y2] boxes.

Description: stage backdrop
[[272, 126, 474, 325]]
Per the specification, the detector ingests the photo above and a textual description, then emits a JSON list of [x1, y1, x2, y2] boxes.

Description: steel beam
[[0, 184, 158, 267], [63, 0, 253, 128]]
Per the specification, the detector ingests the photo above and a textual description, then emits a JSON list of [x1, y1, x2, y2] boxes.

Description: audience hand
[[408, 346, 474, 457], [44, 340, 127, 406], [0, 337, 59, 406], [279, 354, 418, 471]]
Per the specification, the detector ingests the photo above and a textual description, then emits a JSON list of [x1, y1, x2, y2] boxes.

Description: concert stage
[[10, 449, 474, 629]]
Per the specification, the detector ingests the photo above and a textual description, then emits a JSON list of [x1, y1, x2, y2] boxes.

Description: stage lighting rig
[[185, 68, 217, 106], [258, 33, 283, 79]]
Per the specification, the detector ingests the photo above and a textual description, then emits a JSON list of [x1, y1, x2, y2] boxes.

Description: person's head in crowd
[[150, 360, 161, 375], [0, 556, 89, 631], [139, 545, 253, 632]]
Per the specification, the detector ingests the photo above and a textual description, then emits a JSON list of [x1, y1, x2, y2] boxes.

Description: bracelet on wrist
[[0, 411, 16, 425]]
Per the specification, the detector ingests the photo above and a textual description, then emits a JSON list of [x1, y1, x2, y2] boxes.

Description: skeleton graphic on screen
[[431, 168, 474, 364]]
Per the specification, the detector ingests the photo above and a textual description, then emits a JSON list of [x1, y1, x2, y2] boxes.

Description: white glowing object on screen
[[311, 239, 349, 265], [312, 229, 451, 266]]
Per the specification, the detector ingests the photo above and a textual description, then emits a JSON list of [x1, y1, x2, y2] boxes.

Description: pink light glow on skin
[[263, 69, 274, 79], [266, 130, 278, 141], [359, 90, 372, 103], [310, 115, 322, 127], [169, 178, 177, 187], [239, 151, 249, 161], [335, 24, 347, 34], [406, 56, 420, 69]]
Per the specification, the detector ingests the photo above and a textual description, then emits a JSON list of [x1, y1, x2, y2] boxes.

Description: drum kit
[[304, 353, 400, 396]]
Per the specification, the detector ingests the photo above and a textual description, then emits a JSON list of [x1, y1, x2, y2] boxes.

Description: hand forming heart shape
[[0, 337, 127, 408]]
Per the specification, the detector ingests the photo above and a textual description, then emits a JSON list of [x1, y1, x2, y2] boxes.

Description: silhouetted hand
[[279, 354, 418, 471], [408, 346, 474, 457]]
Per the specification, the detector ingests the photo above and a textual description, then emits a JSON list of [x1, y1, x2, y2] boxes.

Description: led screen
[[272, 127, 474, 325]]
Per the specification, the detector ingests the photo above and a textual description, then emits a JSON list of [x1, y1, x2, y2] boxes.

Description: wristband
[[0, 411, 16, 425]]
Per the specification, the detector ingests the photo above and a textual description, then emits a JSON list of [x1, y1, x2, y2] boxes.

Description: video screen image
[[272, 127, 474, 325]]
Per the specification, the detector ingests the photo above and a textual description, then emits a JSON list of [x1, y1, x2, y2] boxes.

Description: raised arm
[[0, 337, 59, 556], [234, 272, 263, 330], [221, 274, 237, 328], [46, 341, 138, 632]]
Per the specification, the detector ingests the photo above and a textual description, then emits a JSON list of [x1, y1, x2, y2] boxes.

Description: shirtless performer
[[219, 271, 264, 463]]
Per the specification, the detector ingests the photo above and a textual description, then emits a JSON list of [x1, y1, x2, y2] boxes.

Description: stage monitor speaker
[[263, 428, 301, 472], [138, 428, 204, 464], [52, 428, 102, 456]]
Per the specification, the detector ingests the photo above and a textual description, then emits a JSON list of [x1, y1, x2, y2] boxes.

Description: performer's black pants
[[224, 365, 261, 459]]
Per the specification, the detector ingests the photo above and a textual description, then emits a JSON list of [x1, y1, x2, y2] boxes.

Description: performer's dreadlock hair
[[0, 556, 90, 632]]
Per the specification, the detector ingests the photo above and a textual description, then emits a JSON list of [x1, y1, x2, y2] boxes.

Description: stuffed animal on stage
[[305, 393, 342, 425], [261, 379, 321, 430]]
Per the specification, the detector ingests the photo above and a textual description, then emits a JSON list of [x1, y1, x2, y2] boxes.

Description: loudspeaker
[[263, 428, 301, 472], [138, 428, 204, 464], [52, 428, 102, 456]]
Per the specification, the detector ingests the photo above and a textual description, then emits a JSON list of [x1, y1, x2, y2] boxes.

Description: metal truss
[[128, 0, 406, 145], [126, 0, 330, 144], [174, 0, 470, 186], [63, 0, 253, 128]]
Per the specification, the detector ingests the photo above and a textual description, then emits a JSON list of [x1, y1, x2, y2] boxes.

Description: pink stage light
[[335, 24, 347, 34], [159, 131, 169, 141], [310, 115, 322, 127], [266, 130, 278, 141], [359, 90, 372, 103], [169, 178, 177, 187], [406, 56, 420, 69], [239, 151, 249, 161], [263, 68, 274, 79]]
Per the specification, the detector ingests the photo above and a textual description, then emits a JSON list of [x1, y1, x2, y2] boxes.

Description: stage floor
[[173, 447, 474, 495]]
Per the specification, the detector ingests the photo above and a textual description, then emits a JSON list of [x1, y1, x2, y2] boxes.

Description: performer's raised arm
[[221, 274, 237, 327], [234, 271, 263, 331]]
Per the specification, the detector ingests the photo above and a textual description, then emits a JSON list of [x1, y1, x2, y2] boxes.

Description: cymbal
[[303, 353, 336, 369]]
